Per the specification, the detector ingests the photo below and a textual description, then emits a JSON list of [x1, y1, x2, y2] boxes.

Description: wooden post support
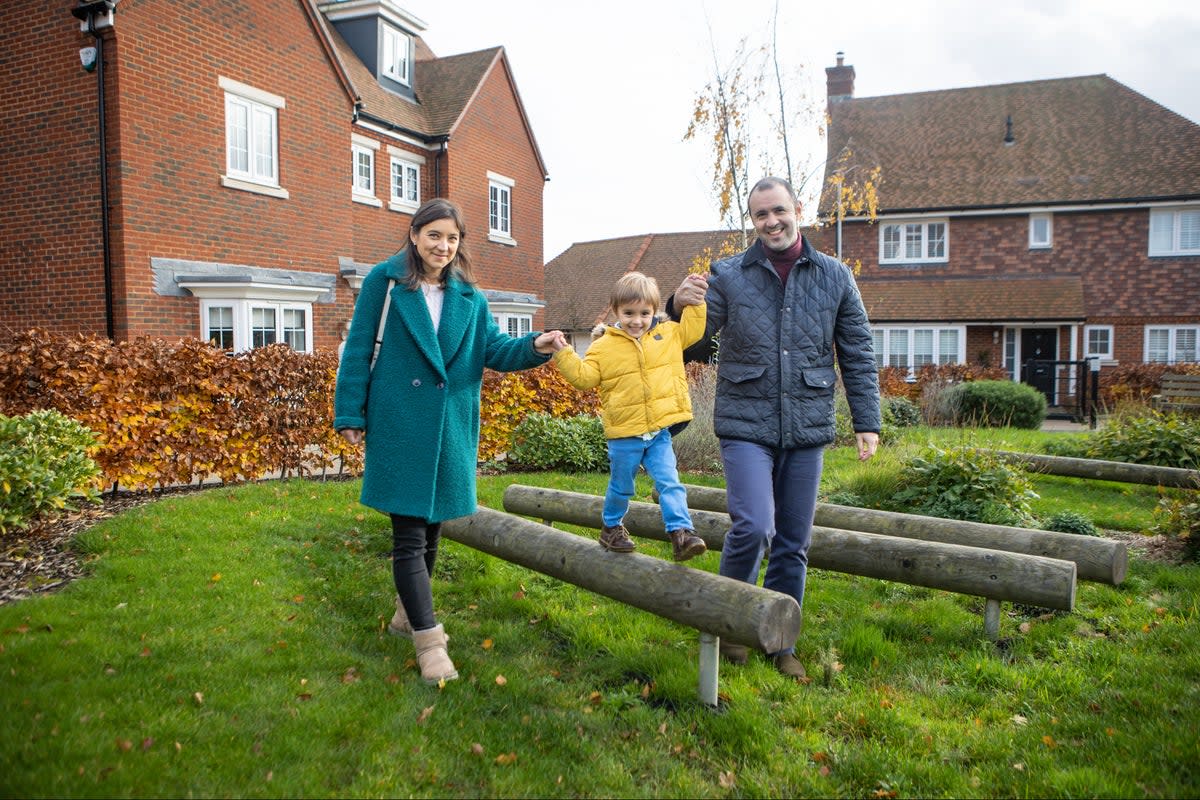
[[986, 450, 1200, 490], [440, 506, 801, 652], [670, 483, 1126, 586], [503, 485, 1077, 613], [983, 598, 1002, 641]]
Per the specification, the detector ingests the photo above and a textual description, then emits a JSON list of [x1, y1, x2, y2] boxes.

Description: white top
[[420, 282, 444, 334]]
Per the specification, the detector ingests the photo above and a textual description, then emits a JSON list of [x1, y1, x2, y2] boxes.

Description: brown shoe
[[719, 640, 748, 665], [669, 529, 707, 562], [599, 524, 636, 553], [773, 652, 807, 680]]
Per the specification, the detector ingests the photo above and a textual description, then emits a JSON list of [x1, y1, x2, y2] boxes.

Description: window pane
[[938, 329, 958, 363], [913, 329, 934, 366], [228, 101, 249, 173], [1147, 328, 1170, 363], [355, 150, 372, 191], [1149, 211, 1174, 253], [283, 308, 306, 351], [926, 223, 945, 258], [252, 307, 276, 348], [506, 317, 519, 337], [882, 226, 900, 260], [1086, 328, 1110, 356], [1180, 210, 1200, 251], [871, 330, 884, 367], [904, 224, 922, 259], [405, 165, 419, 202], [252, 107, 274, 179], [390, 161, 402, 199], [1176, 329, 1198, 362], [888, 330, 909, 368], [489, 186, 499, 231], [208, 306, 234, 350], [1031, 216, 1050, 245]]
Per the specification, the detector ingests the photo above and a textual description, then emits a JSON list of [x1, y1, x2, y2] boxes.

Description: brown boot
[[720, 640, 749, 665], [412, 624, 458, 685], [773, 652, 808, 681], [599, 523, 636, 553], [387, 596, 412, 639], [669, 529, 707, 562]]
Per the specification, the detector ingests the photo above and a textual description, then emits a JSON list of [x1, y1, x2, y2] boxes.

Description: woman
[[334, 198, 563, 685]]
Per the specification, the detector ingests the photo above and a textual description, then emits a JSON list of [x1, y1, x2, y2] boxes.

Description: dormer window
[[381, 25, 410, 86]]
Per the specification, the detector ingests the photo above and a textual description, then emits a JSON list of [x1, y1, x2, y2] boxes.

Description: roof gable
[[823, 75, 1200, 214]]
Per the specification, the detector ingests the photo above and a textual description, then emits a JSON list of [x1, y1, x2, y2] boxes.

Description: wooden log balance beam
[[984, 450, 1200, 490], [669, 484, 1126, 586], [439, 507, 801, 654], [503, 486, 1077, 641]]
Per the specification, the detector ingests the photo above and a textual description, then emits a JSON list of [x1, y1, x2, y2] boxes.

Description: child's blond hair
[[610, 271, 660, 313]]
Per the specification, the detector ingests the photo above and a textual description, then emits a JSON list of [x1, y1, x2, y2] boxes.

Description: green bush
[[0, 409, 101, 535], [888, 442, 1038, 526], [941, 380, 1047, 429], [1153, 493, 1200, 562], [882, 395, 922, 428], [1041, 510, 1099, 537], [1048, 409, 1200, 469], [508, 413, 607, 472]]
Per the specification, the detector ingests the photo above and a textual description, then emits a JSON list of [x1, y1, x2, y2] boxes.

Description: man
[[669, 176, 880, 679]]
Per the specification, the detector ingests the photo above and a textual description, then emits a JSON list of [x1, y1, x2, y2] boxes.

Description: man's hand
[[856, 432, 879, 461], [673, 273, 708, 307], [535, 329, 568, 354]]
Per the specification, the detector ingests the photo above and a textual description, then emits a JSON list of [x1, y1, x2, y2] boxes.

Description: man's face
[[749, 184, 801, 252]]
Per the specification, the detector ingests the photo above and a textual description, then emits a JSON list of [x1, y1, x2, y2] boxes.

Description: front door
[[1021, 328, 1058, 403]]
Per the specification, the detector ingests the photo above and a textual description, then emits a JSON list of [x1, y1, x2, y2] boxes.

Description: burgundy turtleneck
[[766, 235, 806, 286]]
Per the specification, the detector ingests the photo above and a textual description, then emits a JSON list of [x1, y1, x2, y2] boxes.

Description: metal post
[[698, 633, 719, 707], [1090, 357, 1101, 429]]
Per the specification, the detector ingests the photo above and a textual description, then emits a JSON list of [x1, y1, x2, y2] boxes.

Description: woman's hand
[[534, 330, 568, 354], [339, 428, 364, 445]]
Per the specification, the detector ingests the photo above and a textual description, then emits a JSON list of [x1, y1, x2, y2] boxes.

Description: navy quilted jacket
[[695, 238, 881, 449]]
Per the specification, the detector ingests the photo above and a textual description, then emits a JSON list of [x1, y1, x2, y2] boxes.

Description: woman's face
[[410, 217, 460, 276]]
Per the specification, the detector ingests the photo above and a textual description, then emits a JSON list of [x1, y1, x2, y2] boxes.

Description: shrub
[[940, 380, 1047, 429], [888, 442, 1038, 526], [1046, 407, 1200, 469], [1041, 510, 1099, 537], [882, 395, 922, 429], [478, 364, 600, 463], [508, 413, 607, 472], [1152, 493, 1200, 562], [672, 362, 721, 474], [0, 409, 101, 535]]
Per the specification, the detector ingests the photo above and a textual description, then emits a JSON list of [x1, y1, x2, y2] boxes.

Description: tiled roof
[[822, 75, 1200, 214], [544, 227, 831, 330], [858, 275, 1085, 323]]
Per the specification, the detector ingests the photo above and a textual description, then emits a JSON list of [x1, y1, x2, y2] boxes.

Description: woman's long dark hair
[[401, 198, 475, 290]]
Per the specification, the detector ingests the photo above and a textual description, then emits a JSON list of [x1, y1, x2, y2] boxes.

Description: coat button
[[436, 381, 445, 389], [412, 379, 421, 387]]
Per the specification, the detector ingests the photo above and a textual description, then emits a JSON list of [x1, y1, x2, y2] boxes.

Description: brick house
[[823, 54, 1200, 404], [1, 0, 549, 352]]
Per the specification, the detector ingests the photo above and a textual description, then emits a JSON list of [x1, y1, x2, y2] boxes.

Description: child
[[550, 271, 708, 561]]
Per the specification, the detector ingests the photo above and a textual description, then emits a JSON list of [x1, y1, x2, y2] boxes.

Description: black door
[[1021, 328, 1057, 403]]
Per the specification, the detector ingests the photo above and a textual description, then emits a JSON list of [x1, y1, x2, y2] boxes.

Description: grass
[[2, 431, 1198, 798]]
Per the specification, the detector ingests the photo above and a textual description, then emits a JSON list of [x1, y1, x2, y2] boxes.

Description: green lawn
[[2, 436, 1198, 798]]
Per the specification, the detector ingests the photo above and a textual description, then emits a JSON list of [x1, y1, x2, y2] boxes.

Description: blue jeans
[[603, 429, 693, 532], [718, 439, 824, 655]]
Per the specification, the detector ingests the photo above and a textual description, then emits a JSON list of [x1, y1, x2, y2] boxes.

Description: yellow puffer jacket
[[553, 303, 706, 439]]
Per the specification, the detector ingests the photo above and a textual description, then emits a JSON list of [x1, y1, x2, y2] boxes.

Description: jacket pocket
[[802, 366, 837, 389], [719, 362, 767, 384]]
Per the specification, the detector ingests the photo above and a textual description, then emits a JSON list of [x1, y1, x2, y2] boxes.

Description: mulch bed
[[1, 488, 1191, 607]]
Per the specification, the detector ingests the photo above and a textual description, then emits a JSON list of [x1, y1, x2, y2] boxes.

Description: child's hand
[[535, 329, 568, 354]]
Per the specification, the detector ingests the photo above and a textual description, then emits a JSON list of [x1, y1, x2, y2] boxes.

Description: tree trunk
[[671, 483, 1126, 585], [441, 506, 801, 652], [502, 486, 1077, 611]]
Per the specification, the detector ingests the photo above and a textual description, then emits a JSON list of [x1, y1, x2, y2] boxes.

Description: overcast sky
[[417, 0, 1200, 263]]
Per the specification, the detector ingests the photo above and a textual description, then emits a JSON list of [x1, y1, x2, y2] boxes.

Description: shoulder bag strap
[[369, 278, 395, 372]]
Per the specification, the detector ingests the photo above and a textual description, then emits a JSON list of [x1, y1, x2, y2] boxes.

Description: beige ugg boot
[[387, 596, 412, 639], [411, 624, 458, 685]]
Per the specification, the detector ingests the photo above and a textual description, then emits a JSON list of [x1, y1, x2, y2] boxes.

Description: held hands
[[534, 329, 569, 354], [856, 432, 879, 461], [673, 273, 709, 308]]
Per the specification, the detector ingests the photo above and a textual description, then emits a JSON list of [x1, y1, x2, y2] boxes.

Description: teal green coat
[[334, 253, 548, 522]]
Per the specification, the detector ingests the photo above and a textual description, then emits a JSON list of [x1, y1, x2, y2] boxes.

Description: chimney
[[825, 51, 855, 109]]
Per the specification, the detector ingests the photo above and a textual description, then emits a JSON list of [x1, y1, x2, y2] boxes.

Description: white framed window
[[487, 172, 516, 244], [879, 220, 948, 264], [1084, 325, 1114, 361], [1029, 213, 1053, 249], [1145, 326, 1199, 364], [351, 134, 381, 207], [1149, 207, 1200, 256], [220, 77, 288, 199], [493, 312, 532, 338], [388, 146, 422, 212], [381, 25, 411, 86], [200, 299, 313, 354], [871, 326, 964, 374]]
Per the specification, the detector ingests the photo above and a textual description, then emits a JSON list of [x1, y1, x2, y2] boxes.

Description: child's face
[[615, 301, 655, 339]]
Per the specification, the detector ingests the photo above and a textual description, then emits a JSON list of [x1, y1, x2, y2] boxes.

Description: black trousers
[[389, 514, 442, 631]]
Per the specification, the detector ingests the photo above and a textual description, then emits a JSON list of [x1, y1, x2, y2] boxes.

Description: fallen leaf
[[1012, 762, 1025, 771], [495, 674, 507, 686], [482, 638, 494, 650], [385, 674, 401, 684], [116, 738, 133, 752], [175, 742, 182, 752], [819, 765, 831, 777], [811, 751, 829, 763], [416, 705, 434, 724], [210, 573, 221, 582], [266, 770, 273, 782], [494, 752, 518, 765], [192, 692, 204, 706], [1011, 714, 1028, 726], [471, 743, 484, 756], [297, 693, 313, 701], [513, 590, 525, 600], [1042, 735, 1058, 748], [293, 595, 305, 603], [589, 691, 602, 706], [139, 647, 151, 658], [141, 738, 154, 751], [1018, 622, 1032, 634], [718, 771, 736, 788], [341, 668, 360, 684]]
